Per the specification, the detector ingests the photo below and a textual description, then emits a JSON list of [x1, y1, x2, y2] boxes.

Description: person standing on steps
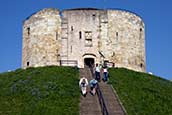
[[95, 63, 101, 81], [102, 66, 108, 82]]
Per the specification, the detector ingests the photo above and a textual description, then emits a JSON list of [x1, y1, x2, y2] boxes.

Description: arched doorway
[[84, 58, 94, 67], [83, 53, 96, 68]]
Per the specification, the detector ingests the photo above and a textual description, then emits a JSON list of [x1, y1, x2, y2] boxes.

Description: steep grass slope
[[109, 68, 172, 115], [0, 66, 80, 115]]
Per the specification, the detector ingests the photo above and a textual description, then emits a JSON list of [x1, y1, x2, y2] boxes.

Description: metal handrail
[[58, 60, 78, 66], [96, 84, 109, 115], [89, 67, 108, 115]]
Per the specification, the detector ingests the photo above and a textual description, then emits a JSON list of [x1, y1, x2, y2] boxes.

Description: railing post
[[60, 60, 62, 66]]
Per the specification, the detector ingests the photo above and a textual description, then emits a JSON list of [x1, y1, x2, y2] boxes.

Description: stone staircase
[[79, 67, 102, 115], [79, 67, 126, 115], [99, 82, 126, 115]]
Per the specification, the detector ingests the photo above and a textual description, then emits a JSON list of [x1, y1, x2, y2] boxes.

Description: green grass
[[109, 68, 172, 115], [0, 66, 80, 115]]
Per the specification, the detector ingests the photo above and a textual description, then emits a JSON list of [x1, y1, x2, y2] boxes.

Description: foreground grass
[[109, 68, 172, 115], [0, 66, 80, 115]]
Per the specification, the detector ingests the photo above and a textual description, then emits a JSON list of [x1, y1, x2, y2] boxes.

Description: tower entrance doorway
[[84, 58, 94, 67]]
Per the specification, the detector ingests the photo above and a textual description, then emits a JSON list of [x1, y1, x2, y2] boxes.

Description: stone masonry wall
[[61, 9, 102, 68], [22, 8, 61, 68], [107, 10, 145, 72], [22, 8, 146, 72]]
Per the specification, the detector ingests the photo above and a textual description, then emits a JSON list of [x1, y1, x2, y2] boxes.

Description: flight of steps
[[80, 67, 126, 115], [99, 82, 126, 115], [79, 67, 101, 115]]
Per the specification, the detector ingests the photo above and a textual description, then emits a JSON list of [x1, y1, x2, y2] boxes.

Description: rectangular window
[[85, 39, 92, 47], [56, 32, 58, 40], [85, 31, 92, 47], [116, 32, 118, 36], [139, 28, 142, 39], [27, 62, 29, 67], [79, 31, 82, 39], [92, 14, 96, 20], [116, 32, 118, 41], [71, 26, 73, 31], [27, 27, 30, 35]]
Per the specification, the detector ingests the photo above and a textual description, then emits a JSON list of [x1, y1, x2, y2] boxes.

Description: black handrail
[[89, 67, 108, 115]]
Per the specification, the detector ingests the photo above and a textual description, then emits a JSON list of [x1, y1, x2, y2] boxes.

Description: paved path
[[79, 67, 102, 115]]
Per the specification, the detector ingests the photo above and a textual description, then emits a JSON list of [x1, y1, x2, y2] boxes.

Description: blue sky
[[0, 0, 172, 80]]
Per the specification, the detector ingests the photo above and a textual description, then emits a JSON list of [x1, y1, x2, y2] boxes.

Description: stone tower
[[22, 8, 61, 68], [22, 8, 146, 72]]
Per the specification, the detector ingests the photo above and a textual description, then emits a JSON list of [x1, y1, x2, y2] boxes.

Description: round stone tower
[[22, 8, 146, 72], [106, 10, 146, 72], [22, 8, 61, 68]]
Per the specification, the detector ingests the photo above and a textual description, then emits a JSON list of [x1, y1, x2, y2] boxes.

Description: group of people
[[95, 63, 109, 82], [79, 63, 109, 97], [79, 77, 98, 97]]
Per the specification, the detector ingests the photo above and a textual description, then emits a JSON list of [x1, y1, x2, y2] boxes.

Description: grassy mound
[[109, 68, 172, 115], [0, 66, 80, 115]]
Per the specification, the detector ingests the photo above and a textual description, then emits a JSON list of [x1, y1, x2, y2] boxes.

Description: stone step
[[79, 67, 102, 115], [99, 81, 126, 115], [80, 67, 126, 115]]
